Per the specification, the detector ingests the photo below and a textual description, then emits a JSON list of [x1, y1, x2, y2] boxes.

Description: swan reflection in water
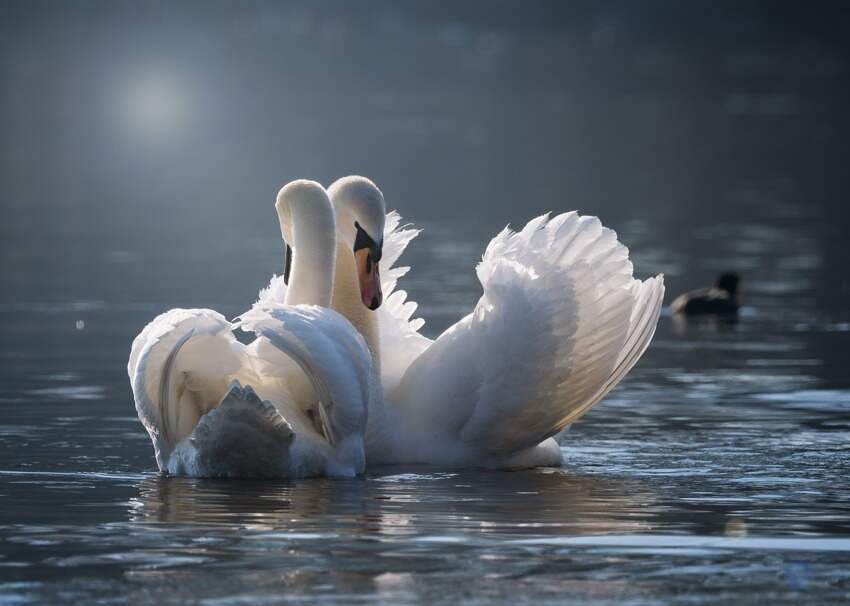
[[124, 469, 662, 601], [128, 467, 657, 537]]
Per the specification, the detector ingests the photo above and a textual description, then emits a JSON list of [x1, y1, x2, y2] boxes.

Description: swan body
[[129, 181, 372, 478], [322, 176, 665, 468]]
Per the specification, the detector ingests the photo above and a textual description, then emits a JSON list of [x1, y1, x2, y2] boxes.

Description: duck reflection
[[671, 310, 740, 335], [129, 466, 657, 537]]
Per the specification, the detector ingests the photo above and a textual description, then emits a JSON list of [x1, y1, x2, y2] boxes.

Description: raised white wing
[[393, 212, 664, 455], [129, 308, 246, 469], [376, 211, 433, 391]]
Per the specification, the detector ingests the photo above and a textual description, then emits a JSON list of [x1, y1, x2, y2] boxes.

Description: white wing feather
[[237, 304, 373, 462], [256, 273, 288, 307], [394, 212, 664, 455], [130, 303, 374, 477], [129, 308, 245, 469], [375, 211, 432, 391]]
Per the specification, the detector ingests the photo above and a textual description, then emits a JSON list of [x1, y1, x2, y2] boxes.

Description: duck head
[[716, 272, 740, 296]]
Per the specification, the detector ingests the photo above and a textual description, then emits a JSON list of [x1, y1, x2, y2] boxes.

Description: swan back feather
[[237, 303, 373, 476]]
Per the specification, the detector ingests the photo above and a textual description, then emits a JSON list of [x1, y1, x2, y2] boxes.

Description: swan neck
[[284, 199, 336, 308], [332, 241, 380, 373]]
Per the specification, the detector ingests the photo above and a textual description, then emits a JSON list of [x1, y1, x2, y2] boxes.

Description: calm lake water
[[2, 207, 849, 605], [2, 2, 850, 604]]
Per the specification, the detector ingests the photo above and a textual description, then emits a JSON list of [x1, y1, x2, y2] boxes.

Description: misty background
[[1, 0, 848, 320]]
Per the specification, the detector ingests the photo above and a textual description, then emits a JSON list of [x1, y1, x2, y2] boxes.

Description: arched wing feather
[[376, 211, 432, 391], [129, 308, 244, 468], [395, 212, 664, 455], [237, 304, 373, 449]]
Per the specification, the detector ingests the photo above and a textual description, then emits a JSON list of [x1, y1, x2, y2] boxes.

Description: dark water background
[[2, 2, 849, 604]]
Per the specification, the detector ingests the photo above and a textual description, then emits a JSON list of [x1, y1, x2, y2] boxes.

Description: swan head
[[274, 179, 334, 284], [274, 180, 337, 306], [328, 176, 386, 310]]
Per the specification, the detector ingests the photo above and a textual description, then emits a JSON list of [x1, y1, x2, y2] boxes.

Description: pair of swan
[[129, 182, 372, 479], [129, 177, 664, 478]]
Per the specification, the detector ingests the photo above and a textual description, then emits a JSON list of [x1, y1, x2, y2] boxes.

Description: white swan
[[128, 180, 372, 479], [321, 175, 665, 468]]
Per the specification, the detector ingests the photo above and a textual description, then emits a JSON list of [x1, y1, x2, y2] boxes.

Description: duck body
[[671, 287, 738, 315], [671, 272, 740, 316]]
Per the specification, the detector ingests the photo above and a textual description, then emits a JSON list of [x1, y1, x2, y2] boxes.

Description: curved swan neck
[[332, 241, 380, 373], [276, 183, 337, 308], [327, 176, 386, 374]]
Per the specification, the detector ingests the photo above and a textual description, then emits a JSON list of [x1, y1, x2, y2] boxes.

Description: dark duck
[[671, 272, 740, 316]]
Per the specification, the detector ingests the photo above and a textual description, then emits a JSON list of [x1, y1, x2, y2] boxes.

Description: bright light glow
[[123, 72, 186, 137]]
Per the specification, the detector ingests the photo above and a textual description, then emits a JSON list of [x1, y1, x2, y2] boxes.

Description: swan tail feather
[[170, 381, 294, 478]]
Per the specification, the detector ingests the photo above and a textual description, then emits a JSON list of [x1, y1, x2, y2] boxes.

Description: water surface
[[2, 208, 849, 604], [2, 2, 849, 604]]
